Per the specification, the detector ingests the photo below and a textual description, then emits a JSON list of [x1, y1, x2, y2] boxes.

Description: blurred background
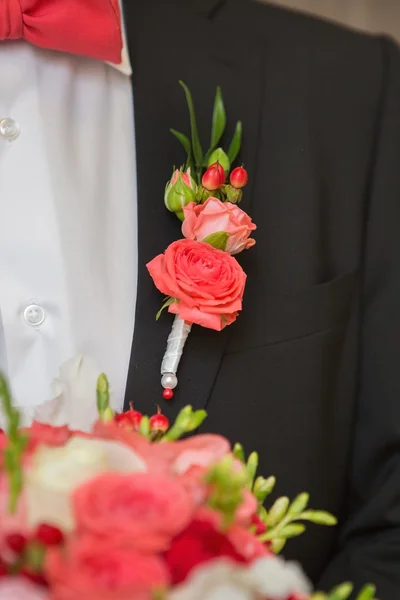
[[264, 0, 400, 42]]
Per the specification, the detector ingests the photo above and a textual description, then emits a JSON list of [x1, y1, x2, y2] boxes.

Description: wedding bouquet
[[0, 374, 376, 600], [0, 83, 377, 600]]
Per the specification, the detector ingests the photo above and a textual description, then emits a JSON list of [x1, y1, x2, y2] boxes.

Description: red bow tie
[[0, 0, 123, 64]]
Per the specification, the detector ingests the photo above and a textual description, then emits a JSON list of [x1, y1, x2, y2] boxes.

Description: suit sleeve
[[319, 37, 400, 598]]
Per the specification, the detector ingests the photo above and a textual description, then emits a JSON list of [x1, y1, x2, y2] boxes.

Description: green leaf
[[179, 81, 203, 168], [170, 129, 192, 159], [267, 496, 290, 527], [233, 443, 245, 463], [328, 583, 354, 600], [270, 537, 286, 554], [156, 297, 175, 320], [288, 492, 309, 516], [211, 86, 227, 148], [207, 147, 231, 173], [246, 452, 259, 487], [279, 523, 306, 538], [187, 409, 207, 430], [139, 416, 150, 437], [300, 510, 338, 526], [258, 505, 268, 522], [202, 231, 229, 251], [356, 585, 377, 600], [227, 120, 242, 164], [253, 476, 276, 503]]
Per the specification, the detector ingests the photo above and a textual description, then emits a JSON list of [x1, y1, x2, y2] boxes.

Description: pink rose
[[46, 536, 169, 600], [182, 197, 256, 255], [73, 472, 194, 551], [147, 239, 246, 331], [169, 434, 231, 474]]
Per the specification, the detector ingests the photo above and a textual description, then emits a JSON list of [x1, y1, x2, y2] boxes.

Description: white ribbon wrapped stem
[[161, 316, 192, 386]]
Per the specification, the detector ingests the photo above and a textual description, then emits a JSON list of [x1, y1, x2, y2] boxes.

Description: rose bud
[[230, 166, 248, 189], [182, 197, 256, 255], [149, 407, 169, 434], [202, 162, 225, 191], [165, 168, 197, 220]]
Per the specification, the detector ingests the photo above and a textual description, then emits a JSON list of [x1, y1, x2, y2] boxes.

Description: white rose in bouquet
[[168, 556, 311, 600], [25, 436, 147, 531]]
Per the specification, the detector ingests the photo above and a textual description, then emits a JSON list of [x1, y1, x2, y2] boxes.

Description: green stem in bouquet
[[311, 583, 378, 600], [0, 375, 28, 513], [96, 374, 114, 422], [162, 405, 207, 441]]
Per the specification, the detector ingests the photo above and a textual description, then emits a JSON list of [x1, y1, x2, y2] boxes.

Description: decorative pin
[[160, 316, 191, 399]]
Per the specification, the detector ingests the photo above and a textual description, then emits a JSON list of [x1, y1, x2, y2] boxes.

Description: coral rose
[[46, 536, 169, 600], [147, 239, 246, 331], [73, 472, 194, 552], [182, 198, 256, 255]]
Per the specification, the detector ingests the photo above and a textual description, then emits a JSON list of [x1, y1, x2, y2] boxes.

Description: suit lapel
[[123, 0, 264, 420]]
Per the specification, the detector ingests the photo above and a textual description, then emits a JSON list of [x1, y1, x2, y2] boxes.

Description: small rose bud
[[202, 162, 225, 191], [149, 407, 169, 433], [230, 166, 248, 189], [165, 168, 197, 220]]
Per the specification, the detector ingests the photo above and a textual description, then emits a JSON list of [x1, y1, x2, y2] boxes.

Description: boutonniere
[[146, 82, 256, 399]]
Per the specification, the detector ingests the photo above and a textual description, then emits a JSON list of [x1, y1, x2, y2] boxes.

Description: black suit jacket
[[122, 1, 400, 596]]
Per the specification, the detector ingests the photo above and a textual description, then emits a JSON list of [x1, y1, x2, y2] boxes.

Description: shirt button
[[0, 117, 20, 141], [24, 304, 46, 327]]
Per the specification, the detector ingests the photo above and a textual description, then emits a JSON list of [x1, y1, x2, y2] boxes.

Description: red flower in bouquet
[[164, 518, 247, 585], [182, 197, 256, 255], [147, 239, 246, 331], [73, 472, 195, 552], [46, 535, 169, 600]]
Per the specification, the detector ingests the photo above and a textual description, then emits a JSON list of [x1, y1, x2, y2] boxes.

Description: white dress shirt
[[0, 36, 137, 428]]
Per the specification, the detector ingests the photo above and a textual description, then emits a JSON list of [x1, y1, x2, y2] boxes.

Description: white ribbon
[[161, 316, 192, 379]]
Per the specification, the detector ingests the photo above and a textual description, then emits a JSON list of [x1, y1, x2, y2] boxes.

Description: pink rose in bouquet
[[46, 535, 169, 600], [182, 197, 256, 255], [73, 472, 195, 552], [147, 239, 246, 331]]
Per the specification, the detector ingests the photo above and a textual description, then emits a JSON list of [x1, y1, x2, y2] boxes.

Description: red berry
[[202, 162, 225, 191], [229, 166, 248, 189], [21, 569, 48, 586], [114, 404, 143, 431], [162, 388, 174, 400], [5, 532, 27, 554], [35, 523, 64, 546], [149, 408, 169, 433]]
